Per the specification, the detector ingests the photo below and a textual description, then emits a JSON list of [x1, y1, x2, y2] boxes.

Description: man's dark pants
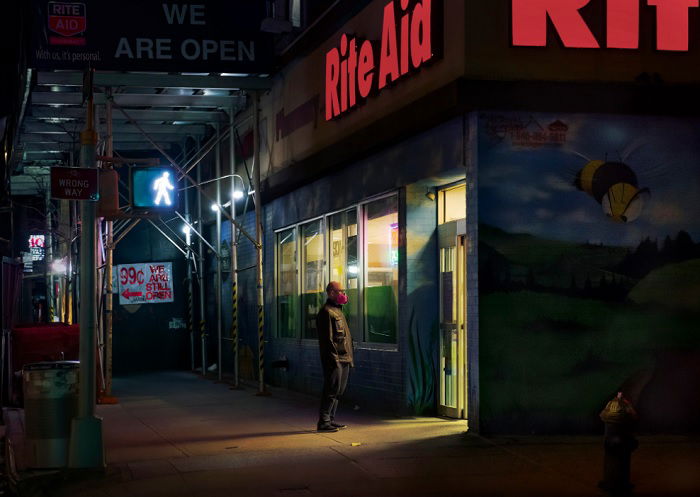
[[319, 361, 350, 424]]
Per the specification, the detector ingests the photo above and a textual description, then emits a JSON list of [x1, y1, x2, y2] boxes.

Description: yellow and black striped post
[[252, 93, 269, 397], [257, 293, 265, 394], [231, 277, 239, 386]]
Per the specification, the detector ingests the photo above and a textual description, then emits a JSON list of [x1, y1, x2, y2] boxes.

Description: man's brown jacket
[[316, 299, 354, 369]]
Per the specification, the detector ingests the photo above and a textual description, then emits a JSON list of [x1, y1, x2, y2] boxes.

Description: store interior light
[[232, 190, 244, 200], [348, 265, 358, 275], [182, 225, 191, 235], [211, 203, 220, 212]]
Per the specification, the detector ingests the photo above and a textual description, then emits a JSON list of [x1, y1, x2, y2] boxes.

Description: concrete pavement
[[25, 371, 700, 497]]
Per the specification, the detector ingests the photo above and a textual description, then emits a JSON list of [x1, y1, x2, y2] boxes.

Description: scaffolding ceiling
[[12, 69, 269, 195]]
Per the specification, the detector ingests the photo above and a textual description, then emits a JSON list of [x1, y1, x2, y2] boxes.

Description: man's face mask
[[335, 292, 348, 305]]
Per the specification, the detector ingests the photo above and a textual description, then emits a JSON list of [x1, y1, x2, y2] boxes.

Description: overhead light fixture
[[425, 189, 436, 201], [211, 203, 219, 212], [232, 190, 244, 200]]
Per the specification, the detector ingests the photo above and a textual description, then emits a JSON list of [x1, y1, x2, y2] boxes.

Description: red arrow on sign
[[122, 289, 143, 299]]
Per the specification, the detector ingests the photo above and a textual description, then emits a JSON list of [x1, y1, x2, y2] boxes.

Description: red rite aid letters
[[512, 0, 699, 51], [325, 0, 439, 121]]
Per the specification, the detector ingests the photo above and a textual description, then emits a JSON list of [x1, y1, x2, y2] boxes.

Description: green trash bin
[[23, 361, 79, 468]]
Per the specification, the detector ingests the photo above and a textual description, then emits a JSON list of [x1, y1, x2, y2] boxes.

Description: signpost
[[50, 166, 99, 200], [116, 262, 174, 305]]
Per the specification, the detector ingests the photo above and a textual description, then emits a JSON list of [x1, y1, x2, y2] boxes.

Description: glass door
[[438, 230, 467, 418]]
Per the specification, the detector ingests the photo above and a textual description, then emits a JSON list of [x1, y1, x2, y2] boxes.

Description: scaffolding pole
[[104, 87, 115, 398], [196, 137, 207, 375], [229, 106, 239, 388], [253, 92, 267, 396], [215, 124, 223, 381], [183, 139, 195, 372], [45, 186, 54, 322]]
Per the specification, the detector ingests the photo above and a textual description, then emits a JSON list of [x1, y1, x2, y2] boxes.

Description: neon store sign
[[28, 234, 45, 261], [512, 0, 699, 51], [325, 0, 440, 121]]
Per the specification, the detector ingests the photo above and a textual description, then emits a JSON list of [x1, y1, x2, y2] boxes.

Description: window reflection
[[364, 196, 398, 343], [276, 228, 297, 338], [329, 209, 360, 337], [301, 220, 324, 339]]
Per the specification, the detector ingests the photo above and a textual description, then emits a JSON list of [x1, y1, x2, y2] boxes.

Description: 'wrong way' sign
[[117, 262, 173, 305]]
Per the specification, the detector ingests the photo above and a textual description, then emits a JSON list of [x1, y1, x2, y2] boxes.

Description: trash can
[[23, 361, 79, 468]]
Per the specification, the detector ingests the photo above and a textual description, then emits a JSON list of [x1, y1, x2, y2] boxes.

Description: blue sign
[[130, 166, 179, 211]]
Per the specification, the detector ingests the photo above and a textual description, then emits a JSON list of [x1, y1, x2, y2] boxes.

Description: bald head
[[326, 281, 341, 294]]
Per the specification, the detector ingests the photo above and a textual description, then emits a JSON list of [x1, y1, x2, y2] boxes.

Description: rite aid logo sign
[[48, 2, 87, 46], [325, 0, 441, 121], [512, 0, 698, 52]]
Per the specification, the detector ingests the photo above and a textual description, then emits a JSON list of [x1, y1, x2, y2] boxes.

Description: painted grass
[[480, 291, 700, 431]]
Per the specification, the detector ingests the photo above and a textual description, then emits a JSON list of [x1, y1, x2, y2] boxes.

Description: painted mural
[[478, 112, 700, 434]]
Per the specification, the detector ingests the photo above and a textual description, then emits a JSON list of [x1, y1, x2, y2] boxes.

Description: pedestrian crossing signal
[[130, 166, 179, 211]]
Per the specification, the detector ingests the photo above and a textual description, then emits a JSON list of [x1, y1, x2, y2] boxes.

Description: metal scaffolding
[[11, 69, 272, 468]]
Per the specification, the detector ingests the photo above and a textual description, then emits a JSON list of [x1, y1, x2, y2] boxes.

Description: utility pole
[[68, 73, 105, 468]]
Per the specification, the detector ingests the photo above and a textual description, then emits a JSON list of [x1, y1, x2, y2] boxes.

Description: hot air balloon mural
[[574, 160, 651, 223]]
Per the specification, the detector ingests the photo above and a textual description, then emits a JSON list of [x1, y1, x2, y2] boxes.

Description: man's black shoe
[[317, 423, 339, 432], [331, 422, 347, 429]]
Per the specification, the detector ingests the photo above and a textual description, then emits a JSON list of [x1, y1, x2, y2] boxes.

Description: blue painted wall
[[235, 117, 468, 414]]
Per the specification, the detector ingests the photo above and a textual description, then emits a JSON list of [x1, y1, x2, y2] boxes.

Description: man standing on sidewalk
[[317, 281, 354, 432]]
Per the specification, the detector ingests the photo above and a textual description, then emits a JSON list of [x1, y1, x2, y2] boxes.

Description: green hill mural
[[478, 112, 700, 434], [629, 259, 700, 312]]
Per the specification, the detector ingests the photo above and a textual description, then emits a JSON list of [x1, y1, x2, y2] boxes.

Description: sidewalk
[[18, 371, 700, 497]]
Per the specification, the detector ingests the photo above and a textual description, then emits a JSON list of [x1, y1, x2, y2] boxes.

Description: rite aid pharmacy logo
[[48, 2, 87, 46]]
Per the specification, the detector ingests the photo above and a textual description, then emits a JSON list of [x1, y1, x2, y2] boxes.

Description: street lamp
[[230, 173, 247, 202], [209, 173, 247, 212]]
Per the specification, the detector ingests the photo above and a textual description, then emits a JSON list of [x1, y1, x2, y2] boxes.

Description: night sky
[[479, 112, 700, 247]]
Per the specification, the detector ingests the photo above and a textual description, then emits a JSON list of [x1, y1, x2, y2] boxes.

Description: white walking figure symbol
[[153, 171, 174, 206]]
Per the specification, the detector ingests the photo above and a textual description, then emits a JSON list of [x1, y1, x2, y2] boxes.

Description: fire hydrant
[[599, 392, 638, 496]]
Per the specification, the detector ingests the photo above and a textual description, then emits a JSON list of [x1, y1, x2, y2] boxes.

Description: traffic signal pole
[[68, 84, 105, 469]]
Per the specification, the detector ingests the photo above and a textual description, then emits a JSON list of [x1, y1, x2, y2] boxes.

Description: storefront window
[[363, 195, 399, 343], [276, 228, 297, 338], [438, 183, 467, 224], [301, 219, 325, 339], [274, 193, 401, 345], [329, 209, 360, 337]]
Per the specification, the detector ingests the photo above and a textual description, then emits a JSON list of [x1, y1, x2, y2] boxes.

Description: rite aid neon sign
[[512, 0, 699, 51], [325, 0, 440, 121]]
